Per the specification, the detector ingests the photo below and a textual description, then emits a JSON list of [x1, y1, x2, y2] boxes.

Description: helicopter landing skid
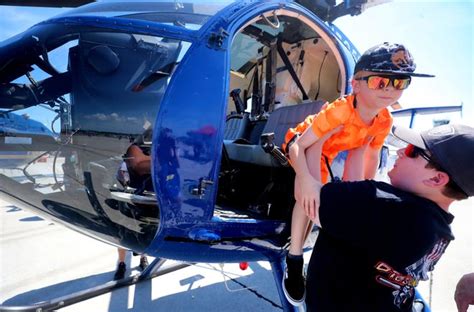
[[0, 258, 190, 312]]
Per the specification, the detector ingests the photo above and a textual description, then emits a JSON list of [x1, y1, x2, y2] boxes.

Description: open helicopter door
[[146, 21, 230, 255]]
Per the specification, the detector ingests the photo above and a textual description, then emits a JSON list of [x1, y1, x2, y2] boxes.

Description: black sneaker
[[282, 255, 305, 306], [113, 262, 126, 280], [139, 256, 149, 271]]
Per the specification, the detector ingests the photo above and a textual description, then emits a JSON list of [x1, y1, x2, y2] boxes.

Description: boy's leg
[[289, 200, 311, 256], [283, 181, 310, 306], [114, 248, 127, 280], [117, 248, 126, 263], [139, 254, 149, 271]]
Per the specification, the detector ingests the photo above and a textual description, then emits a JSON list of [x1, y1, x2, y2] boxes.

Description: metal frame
[[0, 258, 189, 312]]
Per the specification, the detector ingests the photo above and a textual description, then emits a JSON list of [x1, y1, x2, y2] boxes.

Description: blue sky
[[334, 0, 473, 129], [0, 1, 472, 130]]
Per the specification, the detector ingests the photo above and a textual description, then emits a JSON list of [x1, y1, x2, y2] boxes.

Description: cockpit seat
[[224, 100, 325, 166], [224, 112, 250, 141]]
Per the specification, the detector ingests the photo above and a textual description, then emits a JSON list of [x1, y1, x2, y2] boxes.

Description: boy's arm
[[289, 127, 322, 216], [290, 126, 342, 224]]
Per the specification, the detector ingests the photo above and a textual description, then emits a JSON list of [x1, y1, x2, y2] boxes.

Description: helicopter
[[0, 1, 444, 311]]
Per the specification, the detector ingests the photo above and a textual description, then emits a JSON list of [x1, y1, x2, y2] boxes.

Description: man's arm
[[364, 146, 380, 179], [125, 145, 151, 175], [343, 144, 369, 181], [455, 273, 474, 312]]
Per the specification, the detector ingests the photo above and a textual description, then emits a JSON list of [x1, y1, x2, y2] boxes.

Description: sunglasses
[[356, 75, 411, 90], [404, 144, 432, 162]]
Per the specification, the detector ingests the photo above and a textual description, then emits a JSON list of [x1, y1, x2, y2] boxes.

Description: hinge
[[208, 27, 229, 50]]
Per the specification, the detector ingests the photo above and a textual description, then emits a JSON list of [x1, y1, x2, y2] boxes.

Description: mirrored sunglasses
[[356, 75, 411, 90], [404, 144, 432, 162]]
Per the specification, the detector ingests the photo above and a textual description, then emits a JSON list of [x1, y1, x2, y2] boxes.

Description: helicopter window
[[70, 31, 188, 136], [120, 12, 210, 29], [0, 29, 193, 253], [61, 1, 233, 30]]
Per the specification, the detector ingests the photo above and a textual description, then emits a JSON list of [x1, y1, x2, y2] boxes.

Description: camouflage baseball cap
[[354, 42, 434, 77]]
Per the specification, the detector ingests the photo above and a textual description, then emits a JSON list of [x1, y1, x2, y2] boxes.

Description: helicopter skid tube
[[0, 258, 190, 312]]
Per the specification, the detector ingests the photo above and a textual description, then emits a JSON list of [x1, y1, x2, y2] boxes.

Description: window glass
[[0, 30, 191, 253]]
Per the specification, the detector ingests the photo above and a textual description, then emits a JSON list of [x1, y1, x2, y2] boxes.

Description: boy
[[305, 123, 473, 311], [282, 42, 434, 306]]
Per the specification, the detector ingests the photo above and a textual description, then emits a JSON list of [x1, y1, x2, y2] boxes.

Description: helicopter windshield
[[57, 1, 235, 30]]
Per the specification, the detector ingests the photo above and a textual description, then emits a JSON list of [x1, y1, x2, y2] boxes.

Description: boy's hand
[[299, 125, 342, 221], [299, 175, 322, 221]]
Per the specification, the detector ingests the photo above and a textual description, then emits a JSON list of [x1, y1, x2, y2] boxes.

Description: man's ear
[[351, 78, 360, 93], [424, 171, 450, 188]]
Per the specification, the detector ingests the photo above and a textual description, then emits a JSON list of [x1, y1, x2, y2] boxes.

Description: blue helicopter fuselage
[[0, 0, 359, 263]]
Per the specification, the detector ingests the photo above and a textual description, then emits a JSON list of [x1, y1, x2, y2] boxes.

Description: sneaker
[[139, 256, 149, 271], [113, 262, 126, 280], [282, 255, 305, 306]]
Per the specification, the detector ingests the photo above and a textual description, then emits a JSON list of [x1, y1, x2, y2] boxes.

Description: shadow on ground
[[2, 262, 282, 312]]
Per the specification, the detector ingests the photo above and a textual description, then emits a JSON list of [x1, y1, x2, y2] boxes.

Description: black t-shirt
[[306, 180, 454, 312]]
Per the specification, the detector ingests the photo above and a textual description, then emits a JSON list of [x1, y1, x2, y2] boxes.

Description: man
[[303, 124, 474, 311], [113, 130, 153, 280], [455, 272, 474, 312]]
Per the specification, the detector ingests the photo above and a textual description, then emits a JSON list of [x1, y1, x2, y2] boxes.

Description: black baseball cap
[[354, 42, 435, 77], [392, 124, 474, 196]]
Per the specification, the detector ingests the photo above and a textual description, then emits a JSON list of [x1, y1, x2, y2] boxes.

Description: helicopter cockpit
[[216, 11, 347, 222]]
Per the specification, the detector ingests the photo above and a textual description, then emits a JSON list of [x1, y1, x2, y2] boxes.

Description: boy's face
[[352, 71, 408, 109]]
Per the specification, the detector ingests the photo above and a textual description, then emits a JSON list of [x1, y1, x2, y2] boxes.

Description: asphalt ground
[[1, 197, 472, 312]]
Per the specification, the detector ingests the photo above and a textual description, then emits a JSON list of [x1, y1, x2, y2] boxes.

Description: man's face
[[352, 71, 406, 109], [388, 146, 435, 192]]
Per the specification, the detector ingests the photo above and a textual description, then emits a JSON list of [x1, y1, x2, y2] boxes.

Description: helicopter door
[[152, 37, 229, 236]]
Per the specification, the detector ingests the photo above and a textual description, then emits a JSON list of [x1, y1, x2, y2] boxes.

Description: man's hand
[[455, 273, 474, 312]]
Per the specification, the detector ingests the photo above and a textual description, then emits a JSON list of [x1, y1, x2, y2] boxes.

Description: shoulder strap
[[276, 36, 308, 101], [263, 41, 277, 113]]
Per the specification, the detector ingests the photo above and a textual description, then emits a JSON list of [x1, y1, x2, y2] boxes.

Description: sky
[[334, 0, 473, 129], [0, 0, 472, 131]]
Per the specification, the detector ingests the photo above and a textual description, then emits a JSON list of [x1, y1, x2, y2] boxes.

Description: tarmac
[[0, 196, 472, 312]]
